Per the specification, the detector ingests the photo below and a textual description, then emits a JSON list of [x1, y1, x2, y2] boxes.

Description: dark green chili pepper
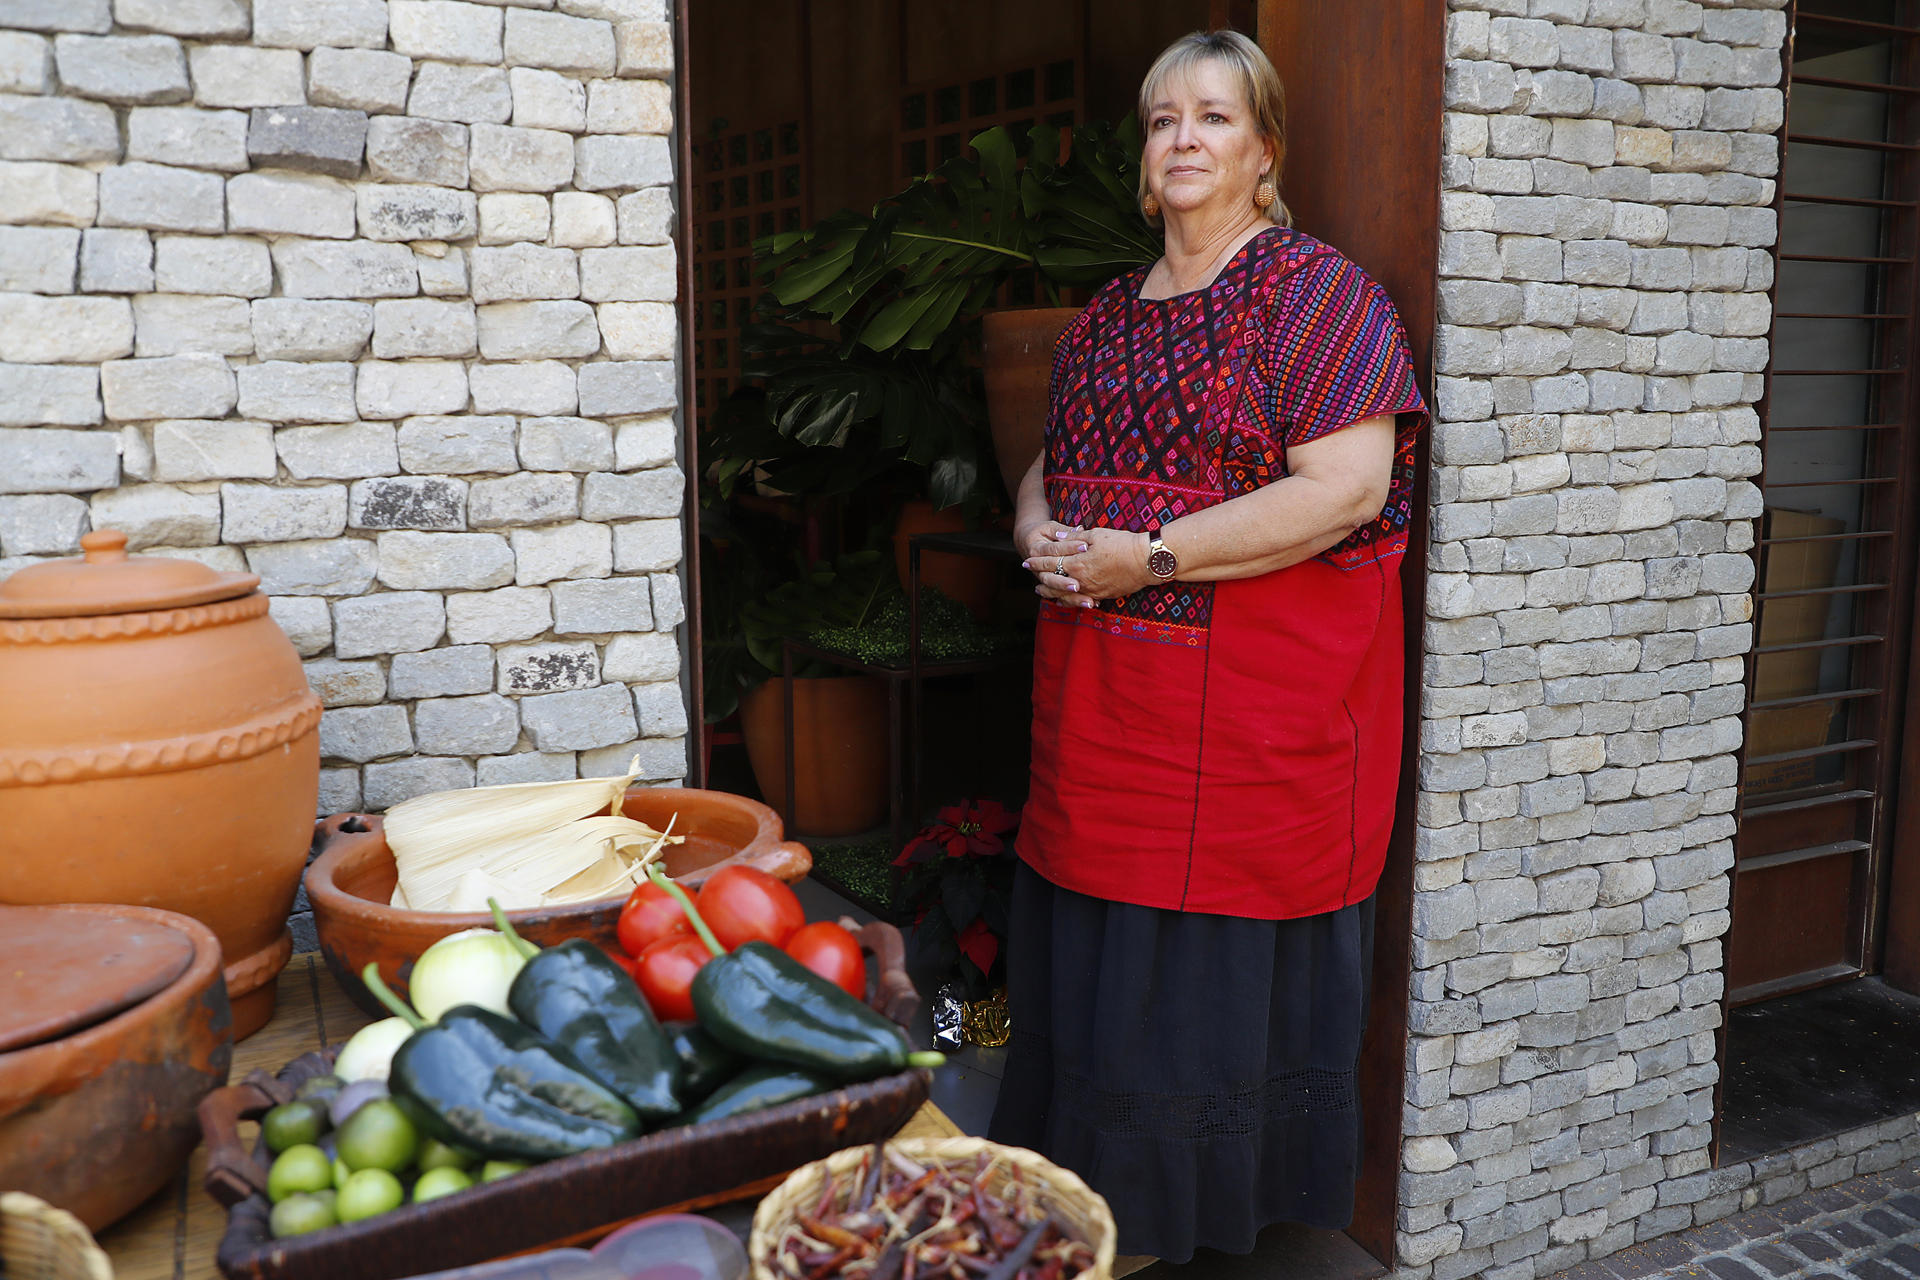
[[363, 963, 639, 1161], [663, 1020, 746, 1104], [681, 1062, 835, 1125]]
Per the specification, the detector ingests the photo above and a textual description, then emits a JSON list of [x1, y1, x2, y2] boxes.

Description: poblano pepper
[[662, 1020, 744, 1104], [680, 1062, 834, 1125], [361, 963, 639, 1161], [491, 905, 683, 1125], [644, 866, 945, 1084]]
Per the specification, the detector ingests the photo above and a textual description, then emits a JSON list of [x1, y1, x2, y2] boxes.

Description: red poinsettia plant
[[893, 797, 1019, 997]]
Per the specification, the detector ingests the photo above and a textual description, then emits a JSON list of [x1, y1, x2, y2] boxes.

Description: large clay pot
[[738, 676, 889, 838], [0, 531, 320, 1040], [981, 307, 1077, 496], [306, 786, 814, 1017], [0, 903, 231, 1231], [892, 499, 997, 622]]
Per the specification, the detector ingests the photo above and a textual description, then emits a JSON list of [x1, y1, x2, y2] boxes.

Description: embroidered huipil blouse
[[1017, 227, 1429, 921]]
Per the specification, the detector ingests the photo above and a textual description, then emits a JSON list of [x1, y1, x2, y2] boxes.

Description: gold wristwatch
[[1146, 523, 1177, 581]]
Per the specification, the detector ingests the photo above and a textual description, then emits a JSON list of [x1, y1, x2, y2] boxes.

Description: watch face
[[1148, 547, 1177, 580]]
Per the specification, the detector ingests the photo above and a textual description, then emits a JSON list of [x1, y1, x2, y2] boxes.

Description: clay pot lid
[[0, 905, 197, 1053], [0, 529, 259, 618]]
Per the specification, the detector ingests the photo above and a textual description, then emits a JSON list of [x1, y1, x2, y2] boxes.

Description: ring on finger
[[1055, 557, 1065, 575]]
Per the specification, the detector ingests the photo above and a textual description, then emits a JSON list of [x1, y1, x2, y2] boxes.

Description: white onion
[[408, 927, 529, 1022]]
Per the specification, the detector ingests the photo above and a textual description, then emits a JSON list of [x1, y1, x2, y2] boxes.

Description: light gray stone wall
[[1402, 2, 1785, 1276], [0, 0, 689, 828]]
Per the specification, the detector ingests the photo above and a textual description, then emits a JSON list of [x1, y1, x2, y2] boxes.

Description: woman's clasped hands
[[1019, 522, 1155, 608]]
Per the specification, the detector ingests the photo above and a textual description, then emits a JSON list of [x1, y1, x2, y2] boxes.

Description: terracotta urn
[[0, 903, 232, 1231], [738, 675, 890, 837], [0, 531, 321, 1040], [981, 307, 1078, 496]]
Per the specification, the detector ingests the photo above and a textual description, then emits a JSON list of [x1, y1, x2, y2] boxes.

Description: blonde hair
[[1136, 29, 1292, 229]]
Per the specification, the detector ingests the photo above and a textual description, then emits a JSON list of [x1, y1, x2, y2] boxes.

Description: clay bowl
[[307, 786, 812, 1017], [0, 904, 232, 1233]]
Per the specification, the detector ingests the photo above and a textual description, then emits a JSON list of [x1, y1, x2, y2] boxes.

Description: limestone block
[[470, 244, 580, 302], [471, 127, 573, 195], [613, 21, 671, 78], [0, 226, 77, 294], [0, 0, 109, 33], [577, 360, 673, 416], [363, 757, 473, 811], [512, 521, 610, 585], [358, 184, 477, 243], [102, 353, 235, 421], [349, 475, 465, 529], [631, 681, 685, 737], [127, 106, 249, 171], [521, 683, 634, 751], [228, 172, 357, 239], [150, 418, 274, 482], [615, 188, 672, 245], [373, 299, 478, 359], [54, 33, 188, 104], [376, 529, 513, 589], [308, 48, 412, 113], [611, 517, 678, 571], [495, 640, 597, 694], [389, 644, 494, 698], [416, 694, 520, 754], [246, 537, 377, 595], [0, 424, 115, 489], [478, 193, 550, 244], [407, 61, 510, 124], [468, 361, 577, 415], [470, 472, 576, 526], [334, 589, 447, 658], [560, 0, 663, 18], [0, 32, 50, 93], [98, 163, 224, 233], [236, 361, 356, 422], [253, 299, 373, 360], [247, 105, 367, 178], [279, 422, 398, 479], [417, 246, 468, 297], [0, 92, 118, 162], [2, 162, 98, 227], [613, 415, 673, 469], [0, 365, 100, 427], [551, 192, 616, 248], [253, 0, 389, 50], [477, 752, 576, 784], [188, 45, 304, 108], [477, 301, 599, 360], [390, 1, 503, 63], [397, 414, 517, 473], [274, 240, 420, 298], [305, 658, 385, 707], [366, 116, 469, 185], [649, 570, 682, 629], [0, 493, 87, 554], [554, 577, 655, 639], [320, 704, 412, 762], [581, 465, 680, 520], [132, 294, 253, 357], [596, 301, 673, 360], [268, 595, 331, 655], [580, 735, 681, 781], [585, 79, 669, 135], [510, 67, 585, 132], [153, 235, 272, 298], [446, 585, 550, 643], [573, 135, 670, 191], [520, 417, 612, 472], [222, 482, 348, 543], [505, 9, 614, 74], [578, 246, 674, 302], [356, 361, 469, 420]]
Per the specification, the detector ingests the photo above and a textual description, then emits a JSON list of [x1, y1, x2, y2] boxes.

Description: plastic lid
[[0, 530, 259, 618], [592, 1215, 749, 1280], [0, 905, 197, 1053]]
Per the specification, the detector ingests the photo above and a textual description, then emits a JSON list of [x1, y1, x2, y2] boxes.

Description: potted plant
[[893, 797, 1021, 1001]]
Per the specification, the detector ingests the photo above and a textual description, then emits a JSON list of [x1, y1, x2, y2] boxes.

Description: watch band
[[1146, 522, 1178, 581]]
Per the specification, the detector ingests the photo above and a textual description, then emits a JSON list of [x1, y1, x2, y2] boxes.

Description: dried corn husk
[[387, 758, 682, 912]]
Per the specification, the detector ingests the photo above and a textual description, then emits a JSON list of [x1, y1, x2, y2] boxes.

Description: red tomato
[[632, 935, 711, 1022], [695, 866, 805, 951], [616, 880, 692, 958], [783, 921, 867, 999]]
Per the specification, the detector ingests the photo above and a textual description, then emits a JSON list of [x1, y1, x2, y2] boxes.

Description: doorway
[[1724, 0, 1920, 1157]]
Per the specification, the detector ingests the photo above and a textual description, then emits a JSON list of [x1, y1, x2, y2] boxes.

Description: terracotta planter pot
[[738, 676, 889, 838], [892, 499, 997, 621], [306, 786, 813, 1017], [982, 307, 1077, 496], [0, 531, 320, 1040], [0, 903, 231, 1232]]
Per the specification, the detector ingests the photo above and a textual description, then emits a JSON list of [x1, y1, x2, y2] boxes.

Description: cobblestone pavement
[[1548, 1163, 1920, 1280]]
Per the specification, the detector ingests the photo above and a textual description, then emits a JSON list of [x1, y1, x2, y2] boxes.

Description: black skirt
[[986, 861, 1375, 1263]]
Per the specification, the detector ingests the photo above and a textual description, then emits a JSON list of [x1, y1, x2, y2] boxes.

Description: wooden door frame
[[1256, 0, 1444, 1265], [674, 0, 705, 785]]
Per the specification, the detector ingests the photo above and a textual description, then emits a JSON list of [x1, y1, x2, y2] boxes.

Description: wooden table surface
[[94, 953, 964, 1280]]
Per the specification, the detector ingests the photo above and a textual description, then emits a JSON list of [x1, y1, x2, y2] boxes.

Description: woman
[[987, 30, 1428, 1263]]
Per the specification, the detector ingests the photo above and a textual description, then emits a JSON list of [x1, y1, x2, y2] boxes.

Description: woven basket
[[0, 1193, 114, 1280], [749, 1136, 1115, 1280]]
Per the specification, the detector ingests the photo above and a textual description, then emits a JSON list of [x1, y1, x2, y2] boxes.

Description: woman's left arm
[[1044, 414, 1397, 604]]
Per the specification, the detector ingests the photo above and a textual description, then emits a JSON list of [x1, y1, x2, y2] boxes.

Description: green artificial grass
[[806, 589, 1021, 667], [806, 836, 900, 918]]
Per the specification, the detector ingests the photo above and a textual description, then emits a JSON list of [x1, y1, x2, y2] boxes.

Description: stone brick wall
[[0, 0, 691, 835], [1401, 2, 1785, 1276]]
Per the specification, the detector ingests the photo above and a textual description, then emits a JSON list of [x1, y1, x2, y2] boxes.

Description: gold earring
[[1254, 177, 1277, 210], [1142, 192, 1159, 217]]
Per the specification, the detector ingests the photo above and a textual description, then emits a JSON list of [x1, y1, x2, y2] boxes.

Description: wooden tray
[[198, 923, 930, 1280]]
